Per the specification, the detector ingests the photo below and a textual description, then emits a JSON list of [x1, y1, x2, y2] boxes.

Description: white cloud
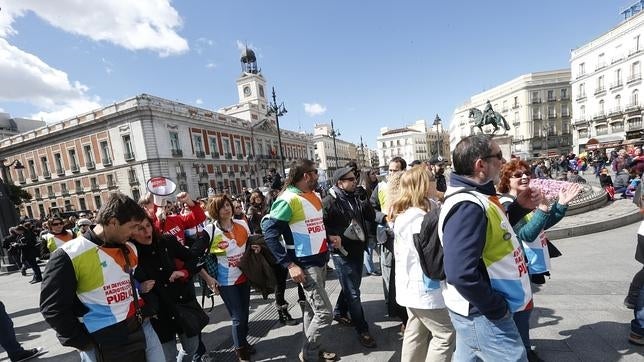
[[205, 62, 217, 69], [1, 0, 189, 56], [195, 37, 214, 54], [0, 38, 101, 122], [195, 98, 203, 105], [304, 103, 327, 117]]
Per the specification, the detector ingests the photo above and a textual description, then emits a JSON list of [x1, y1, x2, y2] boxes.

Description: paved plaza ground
[[1, 209, 643, 361]]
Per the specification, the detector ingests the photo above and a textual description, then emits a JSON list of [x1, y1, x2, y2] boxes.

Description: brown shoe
[[358, 333, 377, 348], [235, 345, 251, 361]]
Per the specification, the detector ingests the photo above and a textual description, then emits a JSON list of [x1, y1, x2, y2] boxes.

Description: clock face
[[243, 86, 251, 97]]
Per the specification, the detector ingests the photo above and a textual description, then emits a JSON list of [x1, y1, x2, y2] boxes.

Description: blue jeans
[[513, 309, 532, 350], [449, 310, 527, 362], [331, 254, 369, 334], [631, 285, 644, 335], [79, 319, 162, 362], [0, 301, 24, 360], [162, 334, 200, 362], [218, 282, 251, 348], [363, 238, 379, 274]]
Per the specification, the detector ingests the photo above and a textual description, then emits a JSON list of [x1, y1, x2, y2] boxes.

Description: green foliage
[[7, 184, 32, 205]]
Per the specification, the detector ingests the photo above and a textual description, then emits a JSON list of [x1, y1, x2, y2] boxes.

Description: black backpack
[[412, 204, 445, 280]]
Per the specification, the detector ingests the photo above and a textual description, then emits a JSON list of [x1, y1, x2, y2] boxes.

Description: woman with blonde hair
[[390, 166, 455, 361]]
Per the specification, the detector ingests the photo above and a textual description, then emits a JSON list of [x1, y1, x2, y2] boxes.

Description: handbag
[[343, 219, 366, 242], [174, 299, 209, 337], [200, 227, 219, 279]]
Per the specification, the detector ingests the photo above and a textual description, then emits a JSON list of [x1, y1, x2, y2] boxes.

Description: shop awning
[[585, 135, 624, 150]]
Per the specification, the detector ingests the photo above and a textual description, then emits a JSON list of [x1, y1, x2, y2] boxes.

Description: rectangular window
[[83, 145, 94, 167], [547, 90, 554, 100], [54, 153, 63, 173], [245, 141, 252, 156], [100, 141, 111, 163], [223, 138, 231, 154], [94, 195, 102, 209], [79, 197, 87, 210], [193, 135, 203, 152], [40, 157, 49, 173], [579, 62, 585, 75], [123, 135, 134, 159], [169, 132, 180, 150], [75, 180, 82, 191], [69, 149, 78, 169], [561, 88, 568, 99], [209, 137, 218, 155], [234, 140, 242, 155], [28, 160, 36, 179]]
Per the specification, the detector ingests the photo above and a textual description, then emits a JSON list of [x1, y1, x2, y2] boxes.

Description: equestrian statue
[[469, 100, 510, 135]]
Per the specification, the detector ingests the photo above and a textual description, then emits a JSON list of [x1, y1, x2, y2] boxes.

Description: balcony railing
[[237, 154, 243, 160], [548, 113, 556, 119], [75, 187, 83, 194], [608, 107, 623, 117], [124, 152, 135, 161], [575, 94, 587, 102], [30, 174, 37, 181], [171, 149, 183, 157], [91, 183, 100, 191], [102, 158, 112, 166], [43, 170, 51, 179], [531, 98, 542, 104], [532, 115, 543, 120], [547, 97, 557, 102], [595, 62, 607, 71], [107, 180, 118, 189], [629, 48, 643, 57], [34, 192, 42, 200], [71, 164, 80, 173], [628, 73, 642, 84], [596, 128, 609, 136], [177, 171, 187, 179], [576, 72, 586, 79], [626, 103, 641, 112], [86, 161, 95, 170], [211, 151, 220, 159], [593, 112, 606, 120], [560, 95, 570, 100], [48, 191, 55, 199], [561, 112, 571, 118], [18, 175, 25, 184], [196, 151, 206, 158], [199, 171, 208, 178], [62, 189, 69, 197], [594, 86, 606, 96], [128, 175, 139, 185], [225, 153, 233, 159], [610, 81, 623, 90]]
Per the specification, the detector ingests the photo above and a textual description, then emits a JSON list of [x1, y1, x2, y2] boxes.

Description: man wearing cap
[[76, 218, 93, 237], [322, 166, 377, 348], [44, 216, 75, 253], [262, 159, 341, 362]]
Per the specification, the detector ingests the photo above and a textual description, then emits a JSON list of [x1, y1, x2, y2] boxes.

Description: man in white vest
[[439, 134, 538, 361], [262, 159, 342, 362]]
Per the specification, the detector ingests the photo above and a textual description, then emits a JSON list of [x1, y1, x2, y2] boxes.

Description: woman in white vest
[[200, 194, 259, 362], [390, 166, 455, 361]]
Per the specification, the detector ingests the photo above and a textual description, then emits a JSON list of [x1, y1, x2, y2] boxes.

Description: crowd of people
[[3, 135, 644, 362]]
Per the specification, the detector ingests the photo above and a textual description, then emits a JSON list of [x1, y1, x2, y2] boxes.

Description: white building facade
[[312, 123, 358, 183], [376, 120, 450, 168], [571, 10, 644, 154], [450, 70, 572, 159]]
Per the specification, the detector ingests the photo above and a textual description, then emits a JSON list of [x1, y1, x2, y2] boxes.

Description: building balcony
[[34, 193, 42, 200], [548, 113, 557, 119], [511, 103, 520, 109], [610, 81, 623, 90], [593, 112, 606, 120], [532, 115, 543, 121], [18, 175, 25, 184], [48, 192, 55, 199], [171, 149, 183, 157], [608, 107, 623, 117], [228, 171, 235, 177], [196, 151, 206, 158], [128, 176, 139, 185], [594, 86, 606, 96], [61, 190, 69, 197], [30, 174, 37, 182], [561, 112, 571, 118], [43, 170, 51, 179], [547, 97, 557, 102], [86, 161, 95, 170], [237, 154, 243, 160], [107, 180, 118, 189], [56, 168, 64, 176], [531, 98, 542, 104], [75, 187, 83, 194], [596, 129, 609, 136], [560, 95, 570, 101], [124, 151, 135, 161], [576, 72, 586, 79], [575, 94, 587, 102], [71, 164, 80, 173], [177, 171, 186, 179], [91, 183, 100, 191], [211, 151, 220, 159], [628, 73, 642, 84], [595, 62, 607, 71], [102, 158, 112, 166], [199, 171, 208, 179], [629, 48, 643, 57], [225, 153, 233, 159], [626, 103, 642, 113], [627, 119, 643, 130]]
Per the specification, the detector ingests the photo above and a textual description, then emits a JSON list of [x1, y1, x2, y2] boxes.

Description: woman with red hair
[[498, 160, 581, 361]]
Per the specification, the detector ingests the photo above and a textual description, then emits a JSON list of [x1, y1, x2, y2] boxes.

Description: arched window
[[633, 89, 639, 106], [616, 95, 622, 108], [580, 105, 586, 118]]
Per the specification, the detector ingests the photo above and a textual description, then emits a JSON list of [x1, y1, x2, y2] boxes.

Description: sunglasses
[[340, 177, 357, 182], [510, 170, 532, 179], [482, 151, 503, 160]]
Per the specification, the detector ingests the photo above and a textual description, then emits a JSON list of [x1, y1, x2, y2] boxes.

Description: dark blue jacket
[[441, 174, 530, 320]]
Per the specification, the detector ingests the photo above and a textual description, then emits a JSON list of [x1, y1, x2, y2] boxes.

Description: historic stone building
[[376, 120, 449, 168], [450, 70, 572, 159], [571, 7, 644, 154], [0, 50, 312, 219]]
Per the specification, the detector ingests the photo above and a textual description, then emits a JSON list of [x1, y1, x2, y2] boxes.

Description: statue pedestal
[[493, 135, 513, 160]]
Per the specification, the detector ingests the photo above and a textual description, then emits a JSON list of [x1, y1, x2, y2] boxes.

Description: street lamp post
[[266, 87, 287, 177], [433, 114, 443, 160], [360, 136, 366, 168], [330, 119, 341, 169]]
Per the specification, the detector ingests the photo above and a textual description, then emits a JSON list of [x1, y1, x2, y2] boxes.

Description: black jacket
[[134, 234, 199, 342], [322, 186, 375, 260], [40, 231, 137, 349]]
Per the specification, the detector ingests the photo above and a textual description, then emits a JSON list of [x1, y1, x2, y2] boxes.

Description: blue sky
[[0, 1, 632, 148]]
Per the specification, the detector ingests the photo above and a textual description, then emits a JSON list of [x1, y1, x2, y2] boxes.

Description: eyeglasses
[[510, 170, 531, 179], [50, 222, 63, 226], [482, 151, 503, 160], [340, 177, 357, 182]]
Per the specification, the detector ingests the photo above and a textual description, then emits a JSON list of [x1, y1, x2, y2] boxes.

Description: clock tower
[[236, 47, 268, 110]]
